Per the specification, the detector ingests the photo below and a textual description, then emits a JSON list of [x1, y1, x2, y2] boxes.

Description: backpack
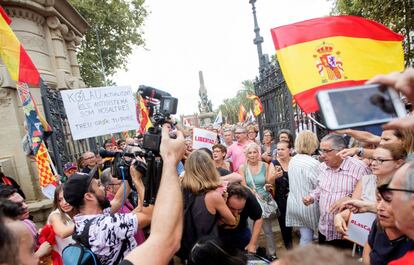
[[62, 218, 128, 265], [62, 218, 100, 265]]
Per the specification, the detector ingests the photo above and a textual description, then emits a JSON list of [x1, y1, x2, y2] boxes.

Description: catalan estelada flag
[[246, 94, 263, 117], [271, 16, 404, 113], [239, 104, 247, 123], [0, 6, 40, 85], [17, 82, 52, 155]]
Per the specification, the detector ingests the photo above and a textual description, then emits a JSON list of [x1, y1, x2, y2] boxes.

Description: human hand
[[35, 242, 52, 258], [367, 68, 414, 105], [329, 196, 352, 213], [334, 214, 348, 236], [264, 184, 274, 193], [383, 115, 414, 130], [303, 195, 314, 206], [344, 199, 377, 214], [160, 124, 186, 165], [130, 157, 146, 182], [336, 148, 357, 159], [245, 242, 257, 253]]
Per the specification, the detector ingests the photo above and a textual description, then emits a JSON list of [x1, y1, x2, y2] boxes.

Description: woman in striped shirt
[[286, 131, 321, 245]]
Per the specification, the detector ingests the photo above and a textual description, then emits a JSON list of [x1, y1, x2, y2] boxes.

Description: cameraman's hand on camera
[[130, 157, 146, 212], [160, 124, 185, 166]]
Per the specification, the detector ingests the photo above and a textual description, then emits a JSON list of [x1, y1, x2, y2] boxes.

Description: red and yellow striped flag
[[0, 7, 40, 85], [246, 94, 263, 117], [271, 16, 404, 113], [137, 95, 152, 133], [238, 104, 247, 122], [35, 142, 56, 188]]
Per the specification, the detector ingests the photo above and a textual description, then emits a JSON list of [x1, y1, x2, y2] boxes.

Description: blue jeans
[[299, 227, 314, 246]]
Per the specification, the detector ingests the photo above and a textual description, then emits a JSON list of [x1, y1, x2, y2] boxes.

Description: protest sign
[[61, 86, 139, 140], [345, 212, 376, 246], [192, 128, 217, 150]]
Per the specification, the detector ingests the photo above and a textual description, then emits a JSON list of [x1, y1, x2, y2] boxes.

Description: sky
[[114, 0, 333, 117]]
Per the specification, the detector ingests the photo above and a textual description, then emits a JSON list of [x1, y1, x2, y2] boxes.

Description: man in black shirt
[[219, 183, 263, 252]]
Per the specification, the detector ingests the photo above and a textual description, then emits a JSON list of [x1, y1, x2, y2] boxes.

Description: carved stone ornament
[[0, 87, 12, 108]]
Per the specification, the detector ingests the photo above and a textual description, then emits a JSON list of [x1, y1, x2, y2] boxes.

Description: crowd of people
[[1, 68, 414, 265]]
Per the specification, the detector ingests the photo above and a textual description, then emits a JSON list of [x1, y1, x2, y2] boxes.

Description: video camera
[[107, 86, 178, 206], [138, 85, 178, 154]]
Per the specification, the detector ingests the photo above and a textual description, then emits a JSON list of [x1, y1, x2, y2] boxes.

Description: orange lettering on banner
[[350, 219, 371, 232]]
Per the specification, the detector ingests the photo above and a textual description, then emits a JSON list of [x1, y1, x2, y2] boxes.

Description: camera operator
[[63, 156, 153, 265], [121, 124, 186, 265]]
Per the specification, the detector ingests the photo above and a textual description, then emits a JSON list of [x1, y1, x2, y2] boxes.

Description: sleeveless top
[[245, 162, 271, 199], [47, 209, 75, 255]]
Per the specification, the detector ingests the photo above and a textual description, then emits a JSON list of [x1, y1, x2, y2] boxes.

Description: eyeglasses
[[235, 132, 246, 135], [371, 158, 395, 165], [84, 156, 95, 160], [378, 183, 414, 203], [264, 134, 272, 137], [318, 149, 337, 154]]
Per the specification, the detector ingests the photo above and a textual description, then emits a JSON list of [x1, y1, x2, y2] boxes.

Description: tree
[[331, 0, 414, 65], [218, 80, 255, 124], [69, 0, 148, 87]]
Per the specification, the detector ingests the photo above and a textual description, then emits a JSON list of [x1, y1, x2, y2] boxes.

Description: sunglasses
[[377, 183, 414, 203]]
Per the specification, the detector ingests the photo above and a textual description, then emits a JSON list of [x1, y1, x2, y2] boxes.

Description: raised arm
[[49, 213, 74, 238], [123, 124, 186, 265]]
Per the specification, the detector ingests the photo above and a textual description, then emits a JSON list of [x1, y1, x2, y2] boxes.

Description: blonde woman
[[179, 150, 236, 261], [286, 131, 320, 246], [239, 142, 277, 260]]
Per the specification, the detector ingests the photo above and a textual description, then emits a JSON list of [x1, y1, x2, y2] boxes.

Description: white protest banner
[[61, 86, 139, 140], [345, 212, 376, 246], [192, 128, 217, 150]]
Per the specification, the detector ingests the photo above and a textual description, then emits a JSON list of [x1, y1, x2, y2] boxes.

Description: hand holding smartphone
[[317, 84, 406, 130]]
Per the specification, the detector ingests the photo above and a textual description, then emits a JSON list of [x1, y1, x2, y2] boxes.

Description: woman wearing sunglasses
[[362, 186, 414, 265], [334, 144, 406, 236]]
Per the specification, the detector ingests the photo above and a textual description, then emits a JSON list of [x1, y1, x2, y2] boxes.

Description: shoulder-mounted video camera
[[138, 85, 178, 154]]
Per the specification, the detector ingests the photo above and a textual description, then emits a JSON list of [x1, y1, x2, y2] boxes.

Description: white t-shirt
[[47, 209, 75, 255], [74, 208, 138, 265]]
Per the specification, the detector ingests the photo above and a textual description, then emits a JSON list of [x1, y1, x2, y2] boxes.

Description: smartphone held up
[[316, 84, 406, 130]]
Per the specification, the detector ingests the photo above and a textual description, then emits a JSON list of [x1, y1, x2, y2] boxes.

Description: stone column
[[0, 0, 88, 216]]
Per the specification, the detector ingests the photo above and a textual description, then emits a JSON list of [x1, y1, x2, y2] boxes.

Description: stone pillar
[[0, 0, 88, 219]]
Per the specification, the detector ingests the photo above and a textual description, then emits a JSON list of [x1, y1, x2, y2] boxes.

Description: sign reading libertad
[[61, 86, 139, 140]]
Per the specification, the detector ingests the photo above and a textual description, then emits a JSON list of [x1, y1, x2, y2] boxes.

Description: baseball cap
[[63, 173, 93, 208], [63, 162, 77, 172]]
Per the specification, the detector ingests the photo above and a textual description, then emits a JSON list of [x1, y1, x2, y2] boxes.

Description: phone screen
[[327, 86, 399, 126]]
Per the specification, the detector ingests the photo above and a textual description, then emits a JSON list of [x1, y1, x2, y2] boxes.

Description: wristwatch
[[356, 147, 364, 157]]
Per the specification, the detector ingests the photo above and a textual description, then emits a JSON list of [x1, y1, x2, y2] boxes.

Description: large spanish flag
[[271, 16, 404, 113], [0, 7, 40, 85]]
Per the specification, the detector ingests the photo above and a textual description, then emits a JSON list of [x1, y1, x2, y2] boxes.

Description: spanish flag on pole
[[137, 95, 152, 133], [239, 104, 247, 123], [0, 7, 40, 85], [271, 16, 404, 113], [246, 94, 263, 117]]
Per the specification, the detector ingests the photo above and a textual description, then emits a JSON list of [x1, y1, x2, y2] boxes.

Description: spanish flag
[[271, 16, 404, 113], [137, 95, 152, 133], [239, 104, 247, 123], [246, 94, 263, 117], [0, 7, 40, 85]]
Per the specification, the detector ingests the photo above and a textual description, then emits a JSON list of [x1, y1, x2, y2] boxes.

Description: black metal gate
[[253, 60, 328, 140], [40, 82, 98, 175]]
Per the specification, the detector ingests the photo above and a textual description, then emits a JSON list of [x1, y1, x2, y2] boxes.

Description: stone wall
[[0, 0, 88, 224]]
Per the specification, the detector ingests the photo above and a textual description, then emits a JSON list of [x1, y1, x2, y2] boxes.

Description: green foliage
[[218, 80, 255, 124], [331, 0, 414, 65], [70, 0, 148, 87]]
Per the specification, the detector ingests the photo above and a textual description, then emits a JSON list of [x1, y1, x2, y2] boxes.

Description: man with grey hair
[[381, 162, 414, 264], [303, 134, 370, 248]]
